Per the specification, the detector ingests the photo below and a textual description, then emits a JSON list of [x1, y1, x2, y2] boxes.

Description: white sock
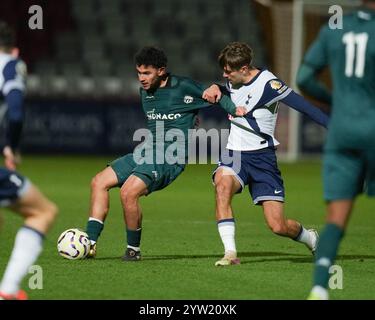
[[88, 217, 104, 224], [218, 219, 236, 254], [295, 226, 312, 246], [311, 285, 329, 300], [127, 245, 140, 252], [0, 226, 44, 295]]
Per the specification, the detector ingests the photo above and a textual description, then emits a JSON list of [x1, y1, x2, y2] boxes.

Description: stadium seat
[[25, 74, 42, 96], [76, 77, 96, 95], [101, 17, 128, 41], [60, 63, 86, 78], [34, 61, 59, 76], [87, 60, 113, 77], [24, 0, 267, 98], [55, 32, 81, 63]]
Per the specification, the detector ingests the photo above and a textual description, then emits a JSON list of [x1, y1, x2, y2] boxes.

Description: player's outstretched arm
[[296, 24, 331, 105], [281, 91, 329, 128], [2, 58, 26, 170], [3, 89, 24, 170], [181, 78, 245, 116], [202, 84, 247, 116], [202, 84, 222, 103], [296, 63, 332, 105]]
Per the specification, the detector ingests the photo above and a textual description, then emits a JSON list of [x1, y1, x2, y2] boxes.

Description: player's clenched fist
[[202, 84, 222, 103]]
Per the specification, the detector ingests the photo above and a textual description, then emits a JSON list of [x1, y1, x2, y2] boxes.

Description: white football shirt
[[226, 69, 292, 151]]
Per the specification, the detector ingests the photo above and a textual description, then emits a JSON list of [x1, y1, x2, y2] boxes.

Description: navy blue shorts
[[0, 168, 29, 207], [212, 148, 285, 205]]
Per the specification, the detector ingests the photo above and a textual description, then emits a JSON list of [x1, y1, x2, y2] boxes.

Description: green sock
[[313, 223, 344, 288], [126, 228, 142, 250], [86, 219, 104, 243]]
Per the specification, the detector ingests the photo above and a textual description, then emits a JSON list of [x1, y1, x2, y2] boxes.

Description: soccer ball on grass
[[57, 228, 90, 260]]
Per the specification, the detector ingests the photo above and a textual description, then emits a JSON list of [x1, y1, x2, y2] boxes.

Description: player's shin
[[217, 218, 237, 254], [122, 228, 142, 261], [0, 226, 44, 295], [215, 218, 240, 266], [122, 193, 143, 261], [312, 223, 343, 289], [126, 227, 142, 252], [86, 217, 104, 245]]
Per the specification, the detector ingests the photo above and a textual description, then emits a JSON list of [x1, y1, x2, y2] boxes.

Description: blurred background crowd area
[[0, 0, 267, 100], [1, 0, 351, 156]]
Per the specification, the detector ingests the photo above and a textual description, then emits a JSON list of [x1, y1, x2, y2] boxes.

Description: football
[[57, 228, 90, 260]]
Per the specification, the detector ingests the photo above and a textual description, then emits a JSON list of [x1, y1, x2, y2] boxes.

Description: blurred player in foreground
[[203, 42, 329, 266], [0, 21, 26, 170], [297, 0, 375, 300], [0, 168, 58, 300]]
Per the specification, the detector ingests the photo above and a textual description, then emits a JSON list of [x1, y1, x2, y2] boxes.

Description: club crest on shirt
[[245, 94, 252, 105], [183, 95, 194, 104], [270, 80, 282, 90]]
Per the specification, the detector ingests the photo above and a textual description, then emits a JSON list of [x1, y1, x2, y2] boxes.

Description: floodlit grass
[[1, 156, 374, 300]]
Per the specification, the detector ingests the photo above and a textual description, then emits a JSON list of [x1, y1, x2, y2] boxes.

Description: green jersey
[[301, 7, 375, 148], [139, 74, 236, 164]]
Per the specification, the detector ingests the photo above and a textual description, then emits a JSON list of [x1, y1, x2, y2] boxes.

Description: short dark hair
[[134, 46, 168, 68], [0, 20, 15, 49], [218, 42, 254, 70]]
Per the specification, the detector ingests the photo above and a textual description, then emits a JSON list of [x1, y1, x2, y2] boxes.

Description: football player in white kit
[[0, 21, 58, 300], [0, 20, 26, 170], [203, 42, 329, 266]]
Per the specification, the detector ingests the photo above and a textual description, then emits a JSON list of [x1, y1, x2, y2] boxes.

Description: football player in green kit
[[85, 46, 247, 261], [297, 0, 375, 300]]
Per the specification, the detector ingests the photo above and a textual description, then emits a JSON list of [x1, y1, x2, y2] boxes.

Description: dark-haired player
[[85, 46, 247, 260]]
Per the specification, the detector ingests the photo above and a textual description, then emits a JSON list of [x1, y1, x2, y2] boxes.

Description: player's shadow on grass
[[95, 251, 301, 261], [144, 251, 307, 262], [238, 253, 375, 265], [94, 253, 375, 264], [144, 252, 375, 265]]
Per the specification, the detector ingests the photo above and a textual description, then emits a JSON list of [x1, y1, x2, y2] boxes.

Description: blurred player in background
[[0, 21, 26, 170], [297, 0, 375, 300], [85, 46, 247, 261], [203, 42, 329, 266], [0, 168, 58, 300]]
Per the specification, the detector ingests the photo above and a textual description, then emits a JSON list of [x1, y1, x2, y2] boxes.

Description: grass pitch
[[0, 155, 374, 300]]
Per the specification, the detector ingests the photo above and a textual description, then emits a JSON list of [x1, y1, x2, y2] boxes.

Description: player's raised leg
[[120, 175, 148, 261], [85, 166, 119, 257], [0, 179, 58, 300], [262, 200, 318, 253], [214, 167, 242, 266]]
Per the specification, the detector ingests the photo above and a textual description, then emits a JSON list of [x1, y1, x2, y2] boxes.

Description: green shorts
[[109, 153, 185, 194], [323, 148, 375, 201]]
